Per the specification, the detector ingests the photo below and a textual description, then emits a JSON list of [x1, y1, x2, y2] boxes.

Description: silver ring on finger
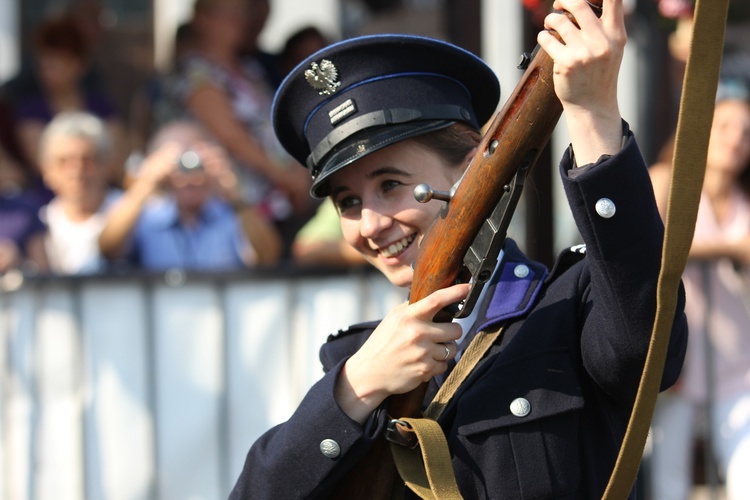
[[441, 343, 451, 361]]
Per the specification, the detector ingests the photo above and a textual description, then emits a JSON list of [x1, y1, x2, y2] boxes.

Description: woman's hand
[[335, 283, 470, 424], [538, 0, 626, 165]]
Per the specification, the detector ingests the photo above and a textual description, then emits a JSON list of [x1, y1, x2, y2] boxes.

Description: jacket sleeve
[[559, 128, 688, 403], [228, 357, 389, 499]]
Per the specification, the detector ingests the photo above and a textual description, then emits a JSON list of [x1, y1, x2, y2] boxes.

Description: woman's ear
[[463, 147, 477, 166], [453, 147, 477, 182]]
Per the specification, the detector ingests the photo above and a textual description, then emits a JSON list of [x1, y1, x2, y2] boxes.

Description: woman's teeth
[[380, 234, 416, 258]]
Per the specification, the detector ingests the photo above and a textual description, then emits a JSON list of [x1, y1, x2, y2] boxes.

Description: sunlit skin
[[329, 139, 469, 288]]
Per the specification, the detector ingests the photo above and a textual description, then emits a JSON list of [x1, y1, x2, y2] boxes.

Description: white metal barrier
[[0, 268, 406, 500]]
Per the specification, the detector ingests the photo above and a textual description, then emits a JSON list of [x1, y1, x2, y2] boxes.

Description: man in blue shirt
[[99, 121, 282, 271]]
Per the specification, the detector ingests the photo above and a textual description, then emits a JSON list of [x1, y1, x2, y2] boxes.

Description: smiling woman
[[330, 135, 471, 287], [229, 2, 688, 498]]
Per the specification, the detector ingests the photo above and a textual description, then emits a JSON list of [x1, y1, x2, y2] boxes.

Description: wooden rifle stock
[[333, 2, 602, 497]]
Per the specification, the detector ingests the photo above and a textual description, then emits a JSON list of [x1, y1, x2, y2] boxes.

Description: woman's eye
[[334, 196, 360, 213], [382, 179, 402, 192]]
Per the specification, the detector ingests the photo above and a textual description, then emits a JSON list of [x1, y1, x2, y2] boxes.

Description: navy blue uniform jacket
[[230, 132, 688, 499]]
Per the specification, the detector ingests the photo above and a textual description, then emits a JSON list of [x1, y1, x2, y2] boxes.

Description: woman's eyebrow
[[366, 166, 412, 180], [329, 185, 349, 199], [330, 165, 413, 198]]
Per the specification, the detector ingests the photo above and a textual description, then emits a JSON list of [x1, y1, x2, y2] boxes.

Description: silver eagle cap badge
[[305, 59, 341, 96]]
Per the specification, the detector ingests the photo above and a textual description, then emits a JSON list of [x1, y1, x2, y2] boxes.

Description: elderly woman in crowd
[[38, 111, 121, 274]]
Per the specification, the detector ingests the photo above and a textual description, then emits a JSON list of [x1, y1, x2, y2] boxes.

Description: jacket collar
[[470, 238, 548, 335]]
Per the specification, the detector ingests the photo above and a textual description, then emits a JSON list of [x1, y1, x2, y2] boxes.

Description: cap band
[[309, 120, 454, 197], [307, 104, 472, 169]]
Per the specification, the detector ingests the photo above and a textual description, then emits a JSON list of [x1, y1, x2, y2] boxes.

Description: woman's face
[[329, 139, 466, 288], [37, 50, 85, 91], [196, 0, 249, 50], [706, 99, 750, 177], [41, 136, 107, 201]]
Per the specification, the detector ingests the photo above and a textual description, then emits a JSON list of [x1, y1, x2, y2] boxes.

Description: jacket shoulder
[[326, 320, 380, 343], [546, 244, 587, 283]]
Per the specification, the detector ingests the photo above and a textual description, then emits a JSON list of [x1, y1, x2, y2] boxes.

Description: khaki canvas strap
[[389, 324, 508, 500], [603, 0, 729, 497]]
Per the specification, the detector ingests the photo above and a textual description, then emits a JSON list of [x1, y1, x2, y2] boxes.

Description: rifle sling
[[389, 324, 508, 500]]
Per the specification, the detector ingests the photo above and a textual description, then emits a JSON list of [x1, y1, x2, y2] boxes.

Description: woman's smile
[[377, 233, 417, 259]]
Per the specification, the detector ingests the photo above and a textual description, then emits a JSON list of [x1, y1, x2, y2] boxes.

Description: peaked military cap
[[272, 34, 501, 198]]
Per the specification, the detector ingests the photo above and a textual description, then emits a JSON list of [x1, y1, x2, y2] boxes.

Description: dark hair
[[282, 26, 328, 57], [280, 26, 329, 76], [410, 123, 481, 167], [33, 16, 89, 60]]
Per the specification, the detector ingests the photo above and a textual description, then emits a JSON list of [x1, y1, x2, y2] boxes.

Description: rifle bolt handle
[[414, 184, 452, 203], [485, 139, 499, 157]]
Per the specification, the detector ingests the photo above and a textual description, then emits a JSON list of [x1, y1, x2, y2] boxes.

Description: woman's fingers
[[411, 283, 471, 322]]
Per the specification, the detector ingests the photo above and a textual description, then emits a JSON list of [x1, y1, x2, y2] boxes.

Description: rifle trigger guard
[[385, 418, 419, 449]]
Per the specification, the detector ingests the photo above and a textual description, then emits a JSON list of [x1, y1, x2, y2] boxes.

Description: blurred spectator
[[278, 26, 331, 79], [0, 93, 53, 209], [0, 1, 109, 105], [15, 16, 127, 186], [649, 85, 750, 500], [240, 0, 283, 89], [291, 198, 366, 268], [128, 22, 198, 159], [38, 111, 122, 275], [98, 120, 282, 270], [0, 143, 49, 276], [274, 27, 352, 269], [175, 0, 314, 259]]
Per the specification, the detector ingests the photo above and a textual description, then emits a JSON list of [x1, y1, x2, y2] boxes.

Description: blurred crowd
[[0, 0, 367, 281]]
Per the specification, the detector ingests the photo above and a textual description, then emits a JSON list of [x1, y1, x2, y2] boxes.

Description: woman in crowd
[[176, 0, 314, 255], [649, 85, 750, 500], [38, 111, 122, 275], [16, 16, 126, 184]]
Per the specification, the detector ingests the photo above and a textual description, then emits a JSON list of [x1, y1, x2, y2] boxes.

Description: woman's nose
[[359, 207, 391, 239]]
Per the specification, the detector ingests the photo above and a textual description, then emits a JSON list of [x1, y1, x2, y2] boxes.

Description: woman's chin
[[379, 265, 413, 288]]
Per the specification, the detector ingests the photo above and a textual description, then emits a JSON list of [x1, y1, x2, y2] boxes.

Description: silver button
[[510, 397, 531, 417], [320, 439, 341, 458], [513, 264, 530, 279], [595, 198, 616, 218]]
